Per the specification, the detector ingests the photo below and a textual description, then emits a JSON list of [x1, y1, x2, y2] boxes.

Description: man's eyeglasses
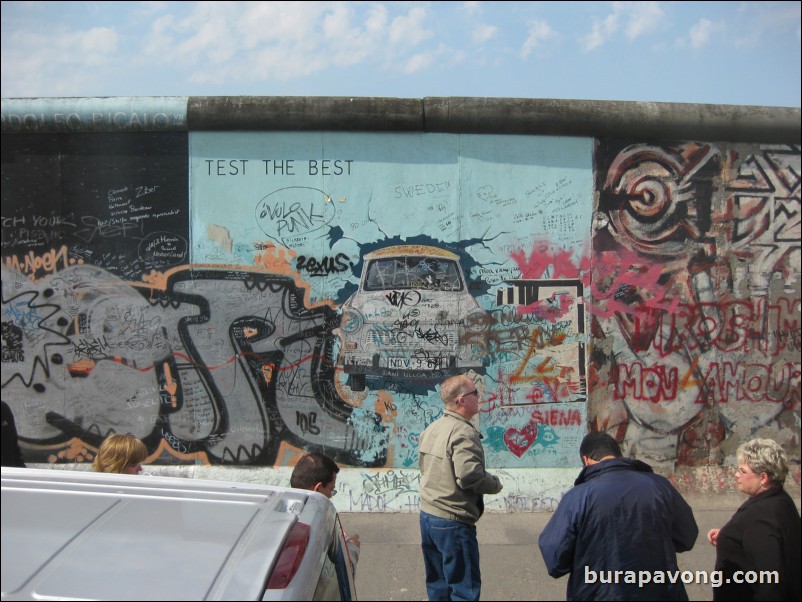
[[462, 389, 478, 399]]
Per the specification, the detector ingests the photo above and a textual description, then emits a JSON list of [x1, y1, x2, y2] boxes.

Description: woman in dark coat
[[708, 438, 801, 601]]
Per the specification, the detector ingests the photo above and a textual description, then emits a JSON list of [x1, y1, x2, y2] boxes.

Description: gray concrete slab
[[343, 495, 792, 601]]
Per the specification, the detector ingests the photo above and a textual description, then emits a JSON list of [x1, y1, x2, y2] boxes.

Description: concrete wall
[[2, 97, 799, 511]]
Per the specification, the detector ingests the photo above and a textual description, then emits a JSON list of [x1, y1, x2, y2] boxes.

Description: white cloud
[[136, 1, 168, 17], [447, 48, 467, 66], [389, 6, 433, 48], [689, 18, 713, 50], [323, 4, 356, 39], [521, 20, 556, 58], [78, 27, 120, 62], [237, 1, 323, 48], [582, 12, 618, 51], [137, 2, 443, 87], [472, 23, 497, 45], [733, 1, 802, 49], [140, 2, 356, 81], [1, 1, 450, 94], [176, 20, 234, 65], [142, 14, 175, 58], [364, 3, 390, 36], [143, 1, 242, 69], [460, 2, 481, 17], [403, 51, 434, 74], [624, 1, 664, 41], [1, 25, 119, 96], [321, 4, 387, 67], [581, 1, 664, 51]]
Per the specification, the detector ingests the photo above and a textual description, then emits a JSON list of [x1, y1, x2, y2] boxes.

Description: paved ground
[[344, 494, 778, 601]]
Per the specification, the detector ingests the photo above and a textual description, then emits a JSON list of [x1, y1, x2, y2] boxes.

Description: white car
[[1, 467, 357, 601], [337, 245, 487, 391]]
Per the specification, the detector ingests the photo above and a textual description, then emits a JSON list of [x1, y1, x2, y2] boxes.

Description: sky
[[1, 1, 800, 108]]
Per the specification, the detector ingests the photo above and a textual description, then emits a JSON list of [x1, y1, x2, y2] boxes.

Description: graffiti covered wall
[[1, 97, 799, 509], [590, 141, 801, 471]]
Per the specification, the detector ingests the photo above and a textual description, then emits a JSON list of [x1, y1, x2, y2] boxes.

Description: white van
[[0, 467, 357, 601]]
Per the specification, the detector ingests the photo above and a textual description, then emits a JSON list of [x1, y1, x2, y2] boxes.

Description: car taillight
[[266, 522, 311, 589]]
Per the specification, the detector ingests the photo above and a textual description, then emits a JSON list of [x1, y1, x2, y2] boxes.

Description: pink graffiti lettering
[[697, 361, 801, 406], [614, 362, 678, 403], [511, 240, 587, 279]]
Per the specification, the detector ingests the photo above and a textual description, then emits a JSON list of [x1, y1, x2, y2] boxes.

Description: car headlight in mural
[[340, 307, 365, 337], [465, 308, 490, 333], [336, 245, 487, 392]]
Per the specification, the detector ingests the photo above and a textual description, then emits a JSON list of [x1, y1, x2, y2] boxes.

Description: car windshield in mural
[[364, 256, 463, 292]]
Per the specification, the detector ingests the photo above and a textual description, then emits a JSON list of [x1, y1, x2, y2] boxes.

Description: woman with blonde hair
[[707, 438, 801, 601], [93, 433, 148, 475]]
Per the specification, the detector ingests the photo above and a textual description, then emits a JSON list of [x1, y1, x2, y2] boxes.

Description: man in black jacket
[[538, 432, 698, 600], [1, 400, 26, 467]]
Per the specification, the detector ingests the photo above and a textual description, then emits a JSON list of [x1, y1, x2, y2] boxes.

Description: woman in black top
[[708, 438, 801, 601]]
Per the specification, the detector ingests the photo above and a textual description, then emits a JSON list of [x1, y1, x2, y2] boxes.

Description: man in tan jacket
[[418, 374, 503, 601]]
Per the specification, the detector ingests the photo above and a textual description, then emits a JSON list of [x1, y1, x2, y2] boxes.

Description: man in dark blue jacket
[[538, 432, 698, 601]]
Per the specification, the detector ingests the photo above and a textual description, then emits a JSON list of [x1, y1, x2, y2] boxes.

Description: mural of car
[[336, 245, 487, 391]]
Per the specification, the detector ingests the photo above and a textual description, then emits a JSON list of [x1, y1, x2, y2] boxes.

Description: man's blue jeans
[[419, 511, 481, 601]]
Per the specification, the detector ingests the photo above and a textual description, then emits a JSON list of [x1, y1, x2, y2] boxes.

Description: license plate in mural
[[388, 357, 413, 369], [388, 356, 447, 370]]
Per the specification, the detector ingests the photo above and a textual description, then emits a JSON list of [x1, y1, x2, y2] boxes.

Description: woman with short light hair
[[707, 438, 801, 601], [736, 438, 789, 487], [93, 433, 148, 475]]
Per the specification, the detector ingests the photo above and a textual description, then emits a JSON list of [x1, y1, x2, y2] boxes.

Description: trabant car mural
[[336, 245, 487, 391]]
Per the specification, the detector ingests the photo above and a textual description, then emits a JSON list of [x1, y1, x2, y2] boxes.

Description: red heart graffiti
[[503, 423, 538, 458]]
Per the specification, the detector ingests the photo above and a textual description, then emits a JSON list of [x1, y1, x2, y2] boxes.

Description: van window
[[312, 542, 339, 600], [313, 516, 354, 601]]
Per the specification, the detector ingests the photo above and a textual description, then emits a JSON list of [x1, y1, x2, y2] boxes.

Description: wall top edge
[[2, 96, 799, 143]]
